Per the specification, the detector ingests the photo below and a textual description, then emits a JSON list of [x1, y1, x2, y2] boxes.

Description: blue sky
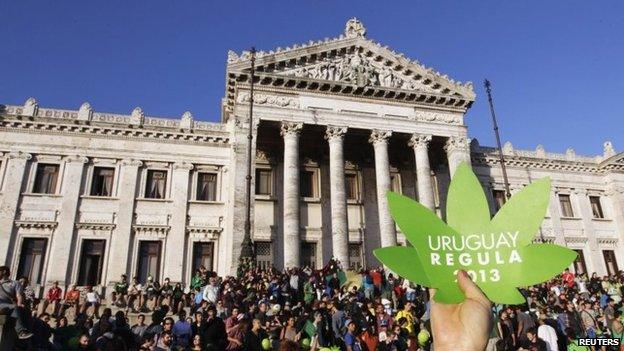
[[2, 1, 622, 156]]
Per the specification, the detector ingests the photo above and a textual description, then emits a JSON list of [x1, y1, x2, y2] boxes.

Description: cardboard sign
[[374, 163, 577, 304]]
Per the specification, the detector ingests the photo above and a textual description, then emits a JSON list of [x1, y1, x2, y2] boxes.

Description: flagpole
[[484, 79, 511, 199]]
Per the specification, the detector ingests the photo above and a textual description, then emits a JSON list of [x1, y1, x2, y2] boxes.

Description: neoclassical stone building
[[1, 19, 623, 295]]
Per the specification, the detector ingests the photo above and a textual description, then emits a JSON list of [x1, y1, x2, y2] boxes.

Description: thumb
[[456, 270, 490, 306]]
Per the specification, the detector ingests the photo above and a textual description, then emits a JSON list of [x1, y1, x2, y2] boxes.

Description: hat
[[344, 319, 354, 328]]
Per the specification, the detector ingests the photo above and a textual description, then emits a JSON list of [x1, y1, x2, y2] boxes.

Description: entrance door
[[573, 249, 587, 276], [192, 242, 214, 273], [77, 240, 105, 286], [603, 250, 619, 276], [137, 241, 161, 283], [17, 238, 47, 284]]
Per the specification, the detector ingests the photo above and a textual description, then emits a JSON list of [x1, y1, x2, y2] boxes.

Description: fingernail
[[459, 270, 470, 280]]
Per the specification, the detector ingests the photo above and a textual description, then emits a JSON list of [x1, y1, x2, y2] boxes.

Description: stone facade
[[1, 19, 623, 296]]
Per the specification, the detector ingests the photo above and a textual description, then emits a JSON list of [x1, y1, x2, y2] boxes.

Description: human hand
[[430, 270, 492, 351]]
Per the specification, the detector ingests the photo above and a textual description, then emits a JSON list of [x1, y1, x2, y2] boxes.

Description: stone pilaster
[[163, 162, 193, 282], [325, 126, 349, 267], [0, 152, 32, 266], [444, 136, 471, 177], [46, 155, 88, 284], [573, 188, 600, 272], [408, 134, 435, 210], [281, 121, 303, 268], [107, 159, 142, 282], [369, 130, 396, 248], [605, 181, 624, 271]]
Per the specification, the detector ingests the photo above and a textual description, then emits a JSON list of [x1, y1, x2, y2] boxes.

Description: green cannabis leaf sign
[[374, 163, 577, 304]]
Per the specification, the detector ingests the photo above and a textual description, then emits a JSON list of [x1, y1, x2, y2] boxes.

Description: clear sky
[[2, 1, 622, 156]]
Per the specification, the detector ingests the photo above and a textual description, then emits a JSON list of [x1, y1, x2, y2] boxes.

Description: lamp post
[[239, 47, 256, 265]]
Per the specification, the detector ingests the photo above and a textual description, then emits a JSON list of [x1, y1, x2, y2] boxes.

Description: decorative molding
[[63, 155, 89, 163], [120, 159, 143, 167], [280, 121, 303, 137], [368, 129, 392, 145], [15, 221, 58, 229], [76, 223, 116, 230], [7, 151, 32, 160], [413, 110, 461, 125], [324, 126, 348, 141], [408, 133, 431, 150], [173, 162, 194, 170], [237, 92, 299, 108]]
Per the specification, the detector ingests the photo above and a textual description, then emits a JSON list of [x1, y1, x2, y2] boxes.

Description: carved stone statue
[[345, 18, 366, 38]]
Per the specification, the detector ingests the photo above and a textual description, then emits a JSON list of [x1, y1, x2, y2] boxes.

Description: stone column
[[325, 126, 349, 267], [163, 162, 193, 283], [46, 155, 88, 284], [605, 182, 624, 269], [107, 159, 142, 282], [444, 136, 471, 177], [281, 122, 303, 269], [408, 134, 435, 210], [369, 130, 396, 248], [0, 152, 32, 266]]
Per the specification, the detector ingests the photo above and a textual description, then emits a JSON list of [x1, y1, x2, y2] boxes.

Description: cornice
[[0, 118, 230, 147]]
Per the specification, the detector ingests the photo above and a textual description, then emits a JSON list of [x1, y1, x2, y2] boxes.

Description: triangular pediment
[[227, 18, 475, 100]]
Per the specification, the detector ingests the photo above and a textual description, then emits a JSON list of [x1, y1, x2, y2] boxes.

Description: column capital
[[173, 162, 194, 170], [368, 129, 392, 145], [444, 136, 469, 153], [63, 155, 89, 164], [120, 159, 143, 167], [7, 151, 32, 160], [408, 133, 432, 149], [280, 121, 303, 137], [324, 126, 348, 141]]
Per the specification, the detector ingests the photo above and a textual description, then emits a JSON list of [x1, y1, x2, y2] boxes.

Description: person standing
[[537, 317, 559, 351], [243, 318, 268, 351], [0, 266, 33, 339], [344, 319, 362, 351]]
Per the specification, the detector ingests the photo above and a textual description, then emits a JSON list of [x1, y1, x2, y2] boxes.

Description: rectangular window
[[33, 164, 59, 194], [345, 174, 358, 200], [300, 170, 318, 198], [493, 190, 506, 212], [137, 241, 161, 283], [573, 249, 587, 276], [254, 242, 273, 270], [145, 170, 167, 199], [196, 173, 217, 201], [90, 167, 115, 197], [348, 243, 363, 270], [603, 250, 619, 276], [255, 169, 272, 196], [589, 196, 604, 219], [192, 242, 214, 272], [17, 238, 47, 284], [390, 173, 401, 194], [77, 240, 105, 286], [301, 242, 317, 269], [559, 194, 574, 217]]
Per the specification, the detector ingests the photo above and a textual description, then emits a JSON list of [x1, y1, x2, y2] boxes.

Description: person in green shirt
[[565, 327, 590, 351], [190, 269, 203, 292], [611, 319, 624, 345], [112, 274, 129, 308], [304, 278, 315, 306]]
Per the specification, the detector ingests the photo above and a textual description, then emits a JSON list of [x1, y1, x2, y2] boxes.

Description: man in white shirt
[[537, 317, 558, 351], [202, 277, 219, 304]]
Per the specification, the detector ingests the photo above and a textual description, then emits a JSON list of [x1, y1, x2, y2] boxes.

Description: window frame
[[195, 171, 219, 202], [348, 243, 363, 270], [254, 166, 274, 197], [300, 241, 318, 269], [492, 189, 507, 212], [254, 241, 274, 270], [300, 165, 321, 200], [558, 194, 575, 218], [589, 195, 605, 219], [31, 162, 62, 195], [89, 166, 116, 197], [140, 164, 171, 200], [135, 240, 163, 284], [344, 171, 361, 202]]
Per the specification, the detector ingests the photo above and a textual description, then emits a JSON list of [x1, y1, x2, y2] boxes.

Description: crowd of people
[[1, 261, 624, 351]]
